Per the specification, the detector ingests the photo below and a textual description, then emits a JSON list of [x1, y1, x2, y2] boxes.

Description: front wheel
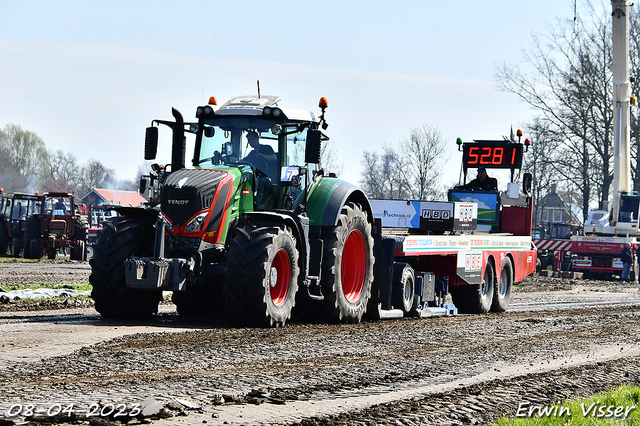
[[319, 202, 375, 323], [224, 223, 299, 327], [172, 281, 225, 318], [89, 216, 161, 319]]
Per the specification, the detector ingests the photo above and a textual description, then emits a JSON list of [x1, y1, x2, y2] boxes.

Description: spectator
[[620, 242, 634, 282]]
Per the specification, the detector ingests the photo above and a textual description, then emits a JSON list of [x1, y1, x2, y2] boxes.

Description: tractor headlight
[[185, 212, 208, 233]]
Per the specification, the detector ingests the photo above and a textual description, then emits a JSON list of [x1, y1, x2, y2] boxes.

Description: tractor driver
[[243, 130, 278, 209], [243, 131, 277, 177], [457, 167, 498, 191], [54, 198, 67, 214]]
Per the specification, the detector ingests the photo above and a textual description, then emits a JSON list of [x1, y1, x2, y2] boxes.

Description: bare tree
[[400, 125, 448, 200], [41, 150, 81, 194], [0, 146, 28, 192], [319, 138, 344, 177], [522, 118, 562, 223], [359, 125, 447, 200], [78, 160, 114, 196], [495, 1, 615, 220], [0, 124, 49, 189], [359, 151, 385, 198]]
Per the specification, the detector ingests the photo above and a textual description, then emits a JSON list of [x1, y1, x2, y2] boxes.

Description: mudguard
[[306, 178, 373, 227]]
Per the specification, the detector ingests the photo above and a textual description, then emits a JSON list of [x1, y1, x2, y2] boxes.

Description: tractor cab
[[193, 95, 325, 210], [449, 132, 532, 234]]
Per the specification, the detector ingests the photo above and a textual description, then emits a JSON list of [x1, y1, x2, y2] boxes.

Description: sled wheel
[[491, 257, 513, 312]]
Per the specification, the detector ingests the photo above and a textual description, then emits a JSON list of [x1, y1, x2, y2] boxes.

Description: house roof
[[83, 188, 146, 207]]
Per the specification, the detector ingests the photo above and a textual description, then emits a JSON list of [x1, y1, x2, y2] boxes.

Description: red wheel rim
[[270, 248, 290, 307], [341, 229, 366, 303]]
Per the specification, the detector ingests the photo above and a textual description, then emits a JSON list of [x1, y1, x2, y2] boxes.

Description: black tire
[[10, 238, 20, 258], [24, 215, 41, 259], [89, 216, 161, 319], [0, 215, 9, 256], [224, 223, 299, 327], [318, 202, 375, 323], [491, 257, 513, 312], [74, 216, 88, 241], [392, 262, 415, 314], [29, 239, 41, 260], [70, 240, 86, 261], [172, 282, 225, 318], [452, 259, 495, 314]]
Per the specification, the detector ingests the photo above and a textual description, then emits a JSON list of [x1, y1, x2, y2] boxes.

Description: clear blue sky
[[0, 0, 583, 189]]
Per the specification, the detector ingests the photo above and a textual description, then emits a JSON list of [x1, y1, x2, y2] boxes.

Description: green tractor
[[89, 95, 375, 326]]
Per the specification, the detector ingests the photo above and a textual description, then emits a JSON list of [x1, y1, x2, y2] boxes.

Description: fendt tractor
[[89, 94, 537, 326]]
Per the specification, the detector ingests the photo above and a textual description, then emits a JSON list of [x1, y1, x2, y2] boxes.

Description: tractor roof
[[213, 95, 317, 122]]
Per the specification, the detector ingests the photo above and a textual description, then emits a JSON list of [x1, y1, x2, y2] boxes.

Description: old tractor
[[90, 95, 375, 326], [24, 192, 88, 260], [0, 192, 41, 257]]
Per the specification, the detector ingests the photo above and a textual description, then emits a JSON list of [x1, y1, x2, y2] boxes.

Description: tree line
[[0, 123, 137, 196], [358, 125, 449, 200], [498, 0, 640, 222]]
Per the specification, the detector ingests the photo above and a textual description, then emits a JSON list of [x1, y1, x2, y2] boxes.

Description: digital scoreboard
[[462, 142, 523, 169]]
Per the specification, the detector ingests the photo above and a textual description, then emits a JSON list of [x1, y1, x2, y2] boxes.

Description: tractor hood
[[161, 169, 229, 227]]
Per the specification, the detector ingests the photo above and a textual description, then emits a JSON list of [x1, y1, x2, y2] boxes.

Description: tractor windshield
[[197, 117, 279, 179], [196, 117, 317, 179], [44, 196, 72, 216]]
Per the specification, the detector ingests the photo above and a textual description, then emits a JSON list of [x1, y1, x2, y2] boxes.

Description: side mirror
[[305, 129, 322, 164], [523, 172, 532, 195], [139, 176, 148, 195], [225, 142, 233, 156], [145, 127, 158, 160]]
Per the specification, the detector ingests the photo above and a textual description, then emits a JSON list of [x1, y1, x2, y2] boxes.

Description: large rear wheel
[[318, 202, 375, 323], [224, 223, 299, 327], [89, 216, 161, 319]]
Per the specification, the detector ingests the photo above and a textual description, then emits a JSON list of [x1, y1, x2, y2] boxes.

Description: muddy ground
[[0, 260, 639, 425]]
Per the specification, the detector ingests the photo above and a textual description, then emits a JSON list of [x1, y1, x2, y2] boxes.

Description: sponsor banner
[[371, 199, 478, 231], [403, 235, 532, 254]]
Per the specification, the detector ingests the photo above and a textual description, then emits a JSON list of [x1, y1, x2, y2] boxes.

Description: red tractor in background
[[24, 192, 89, 260]]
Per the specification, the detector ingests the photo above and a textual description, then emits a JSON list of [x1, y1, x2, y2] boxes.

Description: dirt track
[[1, 260, 640, 425]]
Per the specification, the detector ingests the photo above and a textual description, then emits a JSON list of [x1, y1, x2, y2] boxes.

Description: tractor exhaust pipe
[[171, 107, 185, 172]]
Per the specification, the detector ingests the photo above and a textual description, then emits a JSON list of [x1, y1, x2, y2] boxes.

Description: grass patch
[[0, 257, 41, 263], [494, 385, 640, 425]]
